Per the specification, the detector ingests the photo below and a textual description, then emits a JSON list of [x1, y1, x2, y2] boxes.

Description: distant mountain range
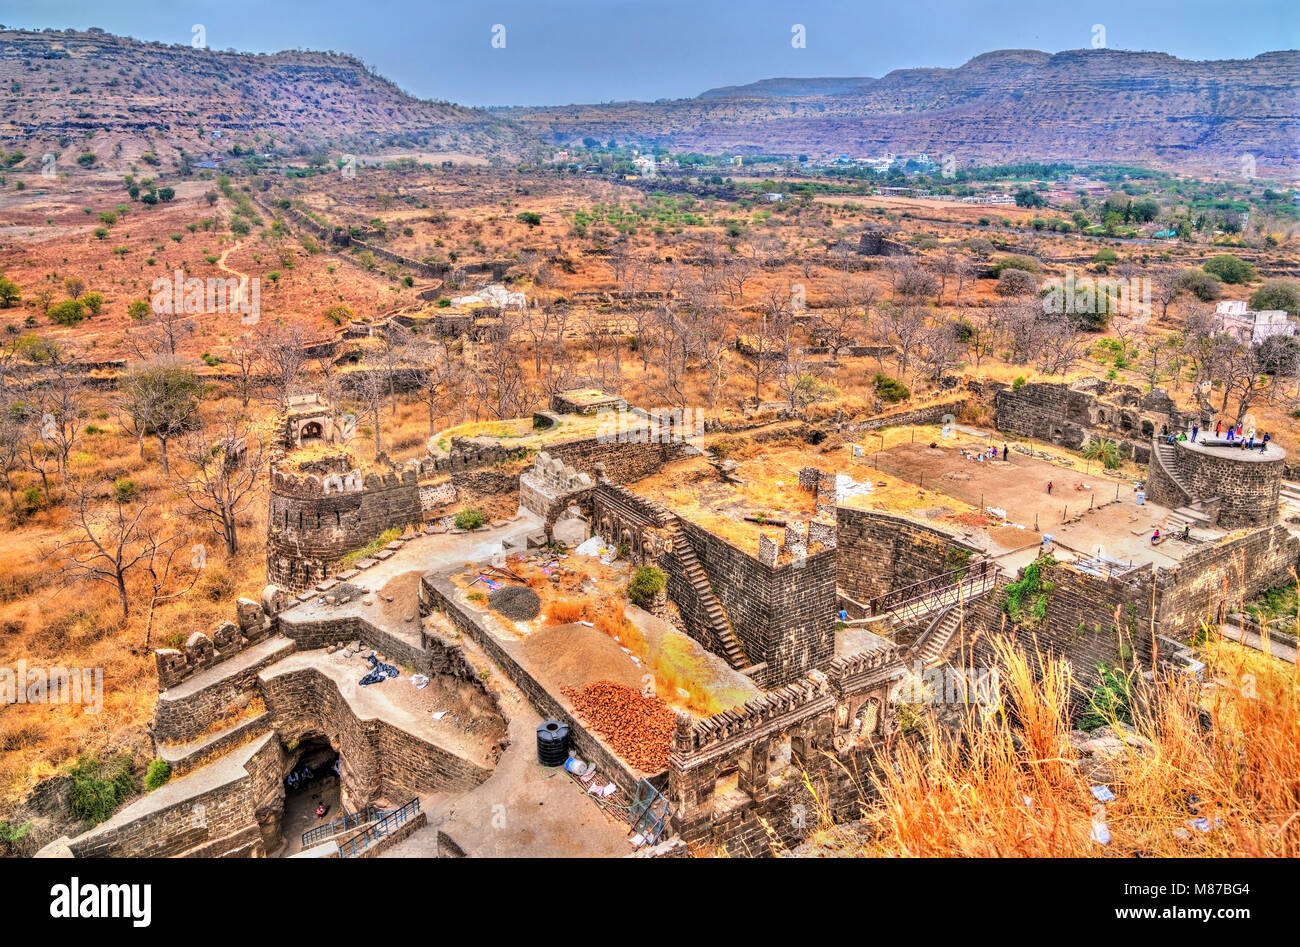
[[0, 28, 524, 166], [509, 48, 1300, 176], [0, 30, 1294, 177]]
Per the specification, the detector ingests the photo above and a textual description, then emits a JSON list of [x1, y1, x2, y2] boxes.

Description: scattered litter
[[1187, 817, 1221, 832], [411, 674, 430, 690], [630, 833, 646, 848], [1090, 810, 1111, 846], [359, 653, 399, 686], [432, 711, 448, 720], [563, 756, 589, 775], [1090, 785, 1116, 802], [835, 473, 872, 501], [577, 620, 594, 627], [1022, 796, 1034, 809], [574, 535, 607, 558], [587, 781, 616, 797], [985, 506, 1008, 520]]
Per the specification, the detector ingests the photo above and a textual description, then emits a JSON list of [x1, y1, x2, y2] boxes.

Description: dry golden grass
[[799, 631, 1299, 857]]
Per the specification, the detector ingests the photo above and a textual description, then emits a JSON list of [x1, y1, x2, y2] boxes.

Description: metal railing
[[869, 560, 993, 616], [336, 798, 421, 858], [882, 566, 999, 628], [301, 805, 379, 848]]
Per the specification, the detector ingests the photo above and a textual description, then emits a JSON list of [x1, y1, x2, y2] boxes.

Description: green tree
[[48, 299, 86, 326], [1203, 254, 1255, 285], [1249, 280, 1300, 316], [0, 276, 19, 308]]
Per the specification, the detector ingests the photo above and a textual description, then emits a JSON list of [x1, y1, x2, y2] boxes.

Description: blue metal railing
[[301, 805, 380, 848], [336, 798, 421, 858]]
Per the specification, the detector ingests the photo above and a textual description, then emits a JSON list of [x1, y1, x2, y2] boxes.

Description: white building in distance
[[1214, 300, 1297, 344]]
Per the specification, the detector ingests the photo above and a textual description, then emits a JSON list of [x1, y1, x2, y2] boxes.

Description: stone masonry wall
[[68, 735, 283, 858], [1167, 439, 1283, 527], [267, 468, 420, 591], [836, 507, 980, 606], [671, 520, 837, 686]]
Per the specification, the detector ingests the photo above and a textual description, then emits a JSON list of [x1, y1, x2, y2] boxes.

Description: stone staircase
[[1165, 505, 1212, 533], [665, 520, 750, 670], [1152, 438, 1195, 505], [911, 606, 965, 668]]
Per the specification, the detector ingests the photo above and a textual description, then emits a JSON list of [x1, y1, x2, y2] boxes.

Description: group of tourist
[[1177, 421, 1274, 453]]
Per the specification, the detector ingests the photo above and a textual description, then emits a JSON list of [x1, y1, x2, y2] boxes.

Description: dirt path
[[215, 240, 251, 309]]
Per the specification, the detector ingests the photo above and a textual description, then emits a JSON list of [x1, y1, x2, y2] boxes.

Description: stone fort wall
[[995, 379, 1194, 464], [266, 467, 420, 591], [1149, 438, 1284, 528]]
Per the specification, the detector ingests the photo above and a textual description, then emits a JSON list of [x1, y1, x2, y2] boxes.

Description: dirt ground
[[866, 437, 1135, 532]]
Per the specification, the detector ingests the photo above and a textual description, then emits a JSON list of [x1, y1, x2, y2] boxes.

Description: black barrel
[[536, 719, 570, 766]]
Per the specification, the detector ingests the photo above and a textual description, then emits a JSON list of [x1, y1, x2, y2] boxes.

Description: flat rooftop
[[1176, 436, 1287, 462]]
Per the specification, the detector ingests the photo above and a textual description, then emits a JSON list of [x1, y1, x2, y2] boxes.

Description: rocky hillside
[[511, 48, 1300, 176], [0, 28, 525, 168]]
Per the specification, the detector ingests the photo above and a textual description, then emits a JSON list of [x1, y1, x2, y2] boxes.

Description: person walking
[[1002, 443, 1008, 462], [1191, 423, 1199, 442], [1262, 432, 1271, 453], [1215, 420, 1222, 438], [1047, 480, 1053, 495], [1226, 425, 1235, 442], [1245, 432, 1255, 450]]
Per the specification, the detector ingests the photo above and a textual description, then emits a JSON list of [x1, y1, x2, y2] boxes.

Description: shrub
[[68, 754, 136, 825], [144, 759, 171, 791], [112, 478, 137, 503], [1077, 663, 1136, 730], [1249, 280, 1300, 316], [990, 254, 1039, 276], [1203, 254, 1255, 285], [627, 566, 667, 609], [82, 291, 104, 314], [1175, 269, 1221, 302], [1011, 375, 1027, 390], [454, 508, 486, 530], [48, 299, 86, 326], [873, 373, 910, 403], [1003, 556, 1055, 626]]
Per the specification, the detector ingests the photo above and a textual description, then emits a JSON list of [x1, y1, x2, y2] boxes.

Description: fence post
[[1063, 505, 1068, 523]]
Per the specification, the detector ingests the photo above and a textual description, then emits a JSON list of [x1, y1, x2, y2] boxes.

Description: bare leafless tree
[[258, 321, 309, 409], [918, 316, 965, 381], [176, 416, 265, 557], [56, 479, 188, 624]]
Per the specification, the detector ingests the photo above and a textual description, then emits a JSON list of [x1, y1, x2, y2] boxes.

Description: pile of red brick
[[562, 680, 675, 772]]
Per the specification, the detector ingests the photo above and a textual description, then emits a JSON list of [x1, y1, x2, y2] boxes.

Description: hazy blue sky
[[0, 0, 1295, 106]]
